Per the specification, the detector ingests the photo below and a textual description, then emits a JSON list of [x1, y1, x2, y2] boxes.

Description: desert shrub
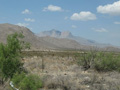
[[95, 52, 120, 71], [77, 50, 120, 72], [44, 75, 73, 90], [11, 72, 43, 90], [11, 72, 26, 87], [77, 50, 97, 70]]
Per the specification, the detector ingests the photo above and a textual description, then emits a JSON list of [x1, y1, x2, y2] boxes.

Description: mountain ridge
[[0, 23, 119, 51], [37, 29, 111, 47], [0, 23, 84, 50]]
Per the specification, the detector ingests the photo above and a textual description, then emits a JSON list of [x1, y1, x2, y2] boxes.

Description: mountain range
[[37, 29, 111, 47], [0, 23, 119, 51], [0, 23, 85, 50]]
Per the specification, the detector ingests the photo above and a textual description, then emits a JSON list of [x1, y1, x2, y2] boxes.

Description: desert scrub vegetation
[[21, 50, 79, 58], [77, 50, 120, 72], [11, 72, 43, 90], [94, 52, 120, 72], [21, 50, 120, 90]]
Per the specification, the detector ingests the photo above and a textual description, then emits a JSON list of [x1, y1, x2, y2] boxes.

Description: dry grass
[[22, 51, 120, 90], [1, 51, 119, 90]]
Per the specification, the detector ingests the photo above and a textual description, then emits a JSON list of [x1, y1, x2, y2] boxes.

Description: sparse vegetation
[[22, 51, 120, 90], [77, 50, 120, 72]]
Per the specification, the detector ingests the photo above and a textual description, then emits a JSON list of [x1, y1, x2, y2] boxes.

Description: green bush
[[77, 51, 97, 69], [11, 72, 26, 87], [12, 72, 43, 90], [95, 52, 120, 71], [77, 51, 120, 72]]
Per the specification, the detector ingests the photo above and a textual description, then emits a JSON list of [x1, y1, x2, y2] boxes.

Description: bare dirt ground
[[22, 53, 120, 90]]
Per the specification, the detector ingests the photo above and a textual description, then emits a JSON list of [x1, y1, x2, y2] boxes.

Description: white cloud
[[93, 28, 108, 32], [16, 23, 29, 27], [70, 11, 96, 21], [24, 18, 35, 22], [114, 21, 120, 24], [43, 5, 62, 12], [22, 9, 31, 14], [97, 1, 120, 15], [72, 25, 77, 28]]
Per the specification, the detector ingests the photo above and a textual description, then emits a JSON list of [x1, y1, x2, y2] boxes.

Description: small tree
[[0, 33, 30, 84]]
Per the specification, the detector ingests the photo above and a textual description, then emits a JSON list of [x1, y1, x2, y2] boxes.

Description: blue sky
[[0, 0, 120, 46]]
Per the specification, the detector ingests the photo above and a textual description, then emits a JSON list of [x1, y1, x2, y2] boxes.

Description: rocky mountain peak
[[61, 31, 73, 38], [37, 29, 73, 38]]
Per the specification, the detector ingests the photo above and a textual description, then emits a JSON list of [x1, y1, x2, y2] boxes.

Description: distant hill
[[40, 36, 89, 50], [0, 23, 53, 50], [37, 29, 112, 47], [0, 23, 84, 50]]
